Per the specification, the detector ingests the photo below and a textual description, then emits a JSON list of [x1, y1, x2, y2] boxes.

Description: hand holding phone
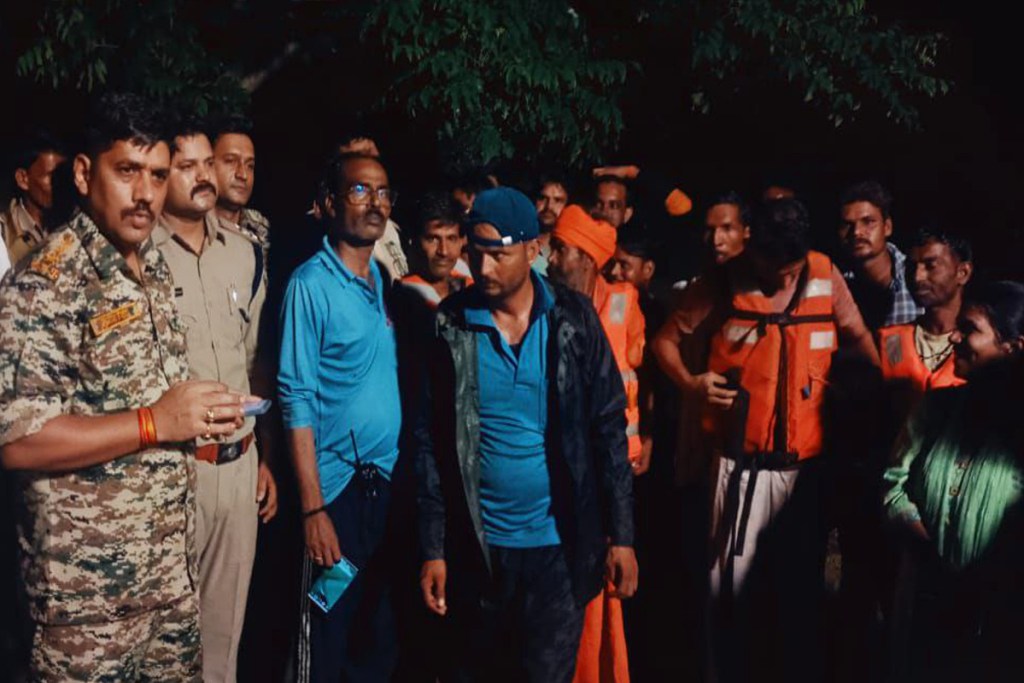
[[242, 398, 272, 417]]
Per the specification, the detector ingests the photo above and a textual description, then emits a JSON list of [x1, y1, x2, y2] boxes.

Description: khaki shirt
[[153, 212, 266, 443], [0, 212, 195, 625], [220, 207, 270, 287], [373, 218, 409, 282], [1, 198, 46, 265]]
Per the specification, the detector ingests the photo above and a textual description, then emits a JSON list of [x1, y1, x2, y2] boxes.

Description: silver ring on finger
[[205, 408, 215, 424]]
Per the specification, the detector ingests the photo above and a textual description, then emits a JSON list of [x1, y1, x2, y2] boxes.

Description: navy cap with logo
[[465, 187, 540, 247]]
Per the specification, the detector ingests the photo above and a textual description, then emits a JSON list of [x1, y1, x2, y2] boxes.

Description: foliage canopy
[[9, 0, 950, 168]]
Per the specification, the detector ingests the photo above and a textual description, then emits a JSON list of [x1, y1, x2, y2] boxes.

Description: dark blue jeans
[[302, 469, 396, 683], [451, 544, 585, 683]]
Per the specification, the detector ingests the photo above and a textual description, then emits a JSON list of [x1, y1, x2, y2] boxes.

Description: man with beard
[[0, 93, 249, 680], [279, 152, 402, 682], [547, 205, 643, 683], [416, 187, 636, 682], [1, 132, 66, 265], [704, 192, 750, 267], [879, 228, 974, 412], [838, 181, 922, 330], [533, 173, 569, 275], [153, 123, 276, 682]]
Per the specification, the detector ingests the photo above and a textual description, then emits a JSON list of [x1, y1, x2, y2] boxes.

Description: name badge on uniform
[[89, 303, 143, 337]]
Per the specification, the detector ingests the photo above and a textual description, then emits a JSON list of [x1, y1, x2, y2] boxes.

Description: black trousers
[[301, 470, 396, 683], [450, 545, 585, 683]]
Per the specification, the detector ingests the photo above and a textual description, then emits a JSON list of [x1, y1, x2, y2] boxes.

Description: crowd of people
[[0, 92, 1022, 683]]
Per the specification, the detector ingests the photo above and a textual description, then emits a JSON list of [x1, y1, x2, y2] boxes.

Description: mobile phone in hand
[[242, 398, 272, 417], [308, 556, 359, 613]]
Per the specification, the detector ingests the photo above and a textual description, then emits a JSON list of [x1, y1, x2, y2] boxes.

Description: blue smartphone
[[242, 398, 272, 417], [308, 556, 359, 613]]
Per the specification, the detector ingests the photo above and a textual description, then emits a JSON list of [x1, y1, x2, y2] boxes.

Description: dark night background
[[1, 1, 1022, 681]]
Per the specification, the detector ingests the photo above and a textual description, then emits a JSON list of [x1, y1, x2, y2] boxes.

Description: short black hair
[[839, 180, 893, 220], [965, 280, 1024, 344], [591, 174, 632, 207], [536, 171, 571, 200], [322, 151, 386, 196], [451, 171, 492, 197], [616, 222, 656, 260], [910, 227, 973, 264], [208, 113, 254, 146], [415, 192, 464, 237], [167, 113, 210, 156], [706, 190, 752, 227], [749, 198, 811, 266], [12, 130, 64, 172], [83, 92, 167, 161]]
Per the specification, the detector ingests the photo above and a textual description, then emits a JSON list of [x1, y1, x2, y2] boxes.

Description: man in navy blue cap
[[415, 187, 638, 682]]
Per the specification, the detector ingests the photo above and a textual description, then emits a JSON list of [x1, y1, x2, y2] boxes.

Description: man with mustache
[[879, 228, 974, 414], [212, 116, 270, 281], [1, 131, 66, 266], [279, 152, 402, 682], [838, 181, 923, 330], [153, 123, 275, 682], [0, 93, 249, 680], [416, 187, 637, 682], [397, 192, 470, 309], [533, 173, 570, 275]]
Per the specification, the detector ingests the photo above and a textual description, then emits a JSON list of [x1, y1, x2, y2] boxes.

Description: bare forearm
[[288, 427, 323, 512], [652, 331, 696, 393], [844, 329, 881, 367], [1, 412, 143, 472]]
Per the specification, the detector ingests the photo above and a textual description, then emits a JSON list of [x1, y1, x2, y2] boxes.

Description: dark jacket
[[415, 279, 634, 607]]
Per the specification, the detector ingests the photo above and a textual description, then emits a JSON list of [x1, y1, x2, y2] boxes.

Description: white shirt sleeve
[[0, 239, 10, 280]]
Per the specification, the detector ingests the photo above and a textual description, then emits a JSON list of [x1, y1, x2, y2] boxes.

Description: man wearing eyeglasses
[[278, 152, 402, 682]]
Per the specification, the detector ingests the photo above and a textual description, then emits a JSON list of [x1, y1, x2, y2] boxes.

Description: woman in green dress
[[883, 280, 1024, 681]]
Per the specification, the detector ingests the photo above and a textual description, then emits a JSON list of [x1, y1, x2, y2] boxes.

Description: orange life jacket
[[399, 272, 472, 309], [703, 251, 836, 461], [595, 279, 643, 463], [878, 323, 964, 403]]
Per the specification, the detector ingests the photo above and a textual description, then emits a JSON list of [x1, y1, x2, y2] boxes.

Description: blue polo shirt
[[277, 236, 401, 504], [467, 272, 560, 548]]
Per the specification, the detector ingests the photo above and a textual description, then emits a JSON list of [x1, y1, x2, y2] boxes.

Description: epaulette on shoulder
[[26, 230, 76, 282], [243, 208, 270, 231]]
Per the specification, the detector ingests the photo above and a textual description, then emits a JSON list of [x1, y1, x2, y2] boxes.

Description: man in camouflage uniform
[[1, 132, 65, 266], [0, 93, 249, 681]]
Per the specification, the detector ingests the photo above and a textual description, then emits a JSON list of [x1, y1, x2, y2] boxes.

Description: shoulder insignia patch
[[89, 302, 143, 337], [28, 232, 74, 281]]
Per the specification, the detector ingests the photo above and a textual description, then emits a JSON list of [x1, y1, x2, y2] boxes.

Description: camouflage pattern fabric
[[0, 212, 197, 629], [238, 207, 271, 268], [30, 593, 201, 682]]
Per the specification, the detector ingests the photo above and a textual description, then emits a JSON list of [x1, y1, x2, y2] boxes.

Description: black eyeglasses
[[343, 183, 397, 206]]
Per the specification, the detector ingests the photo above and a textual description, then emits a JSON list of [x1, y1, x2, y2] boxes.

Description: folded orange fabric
[[553, 205, 617, 268], [573, 582, 630, 683]]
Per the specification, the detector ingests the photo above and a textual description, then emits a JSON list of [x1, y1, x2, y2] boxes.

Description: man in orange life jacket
[[391, 192, 472, 423], [549, 205, 645, 470], [879, 227, 973, 415], [653, 198, 877, 682], [548, 205, 644, 683]]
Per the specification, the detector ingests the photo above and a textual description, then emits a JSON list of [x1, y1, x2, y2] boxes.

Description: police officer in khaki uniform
[[154, 124, 277, 683], [0, 93, 248, 681], [0, 133, 65, 265], [211, 116, 271, 274]]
